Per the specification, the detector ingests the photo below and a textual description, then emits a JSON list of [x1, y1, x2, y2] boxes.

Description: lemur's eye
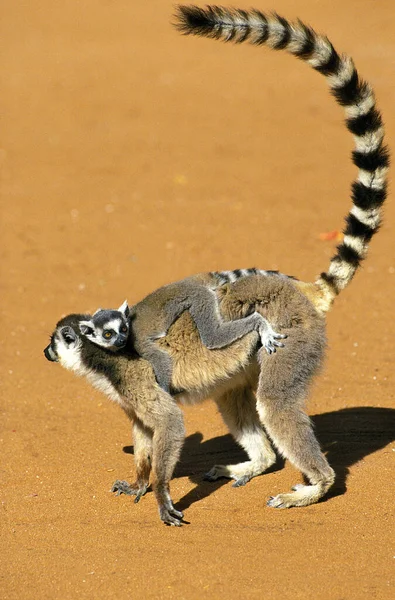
[[103, 330, 112, 339], [120, 326, 128, 334]]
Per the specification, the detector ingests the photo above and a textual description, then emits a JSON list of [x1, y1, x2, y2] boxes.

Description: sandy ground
[[1, 1, 395, 598]]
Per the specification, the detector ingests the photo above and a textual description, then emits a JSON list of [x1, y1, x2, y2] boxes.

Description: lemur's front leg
[[111, 418, 152, 503], [114, 391, 186, 526]]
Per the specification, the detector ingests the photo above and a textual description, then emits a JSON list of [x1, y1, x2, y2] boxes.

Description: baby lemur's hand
[[259, 322, 287, 355]]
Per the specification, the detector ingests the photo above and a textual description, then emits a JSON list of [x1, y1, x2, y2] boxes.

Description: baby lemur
[[44, 6, 388, 526], [80, 271, 286, 392]]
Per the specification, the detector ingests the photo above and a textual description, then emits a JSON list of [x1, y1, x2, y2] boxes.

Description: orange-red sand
[[1, 1, 394, 598]]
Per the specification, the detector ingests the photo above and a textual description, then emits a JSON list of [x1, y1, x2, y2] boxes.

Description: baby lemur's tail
[[175, 5, 389, 312]]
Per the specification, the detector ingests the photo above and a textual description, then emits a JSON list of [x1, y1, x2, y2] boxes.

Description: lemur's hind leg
[[111, 417, 152, 503], [205, 386, 277, 487], [256, 395, 335, 507]]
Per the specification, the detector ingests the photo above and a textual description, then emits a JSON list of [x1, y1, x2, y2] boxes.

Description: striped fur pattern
[[212, 268, 294, 286], [175, 5, 389, 303]]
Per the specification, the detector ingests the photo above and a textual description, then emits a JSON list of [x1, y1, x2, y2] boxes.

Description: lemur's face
[[78, 301, 130, 352], [44, 317, 83, 371], [80, 311, 129, 351]]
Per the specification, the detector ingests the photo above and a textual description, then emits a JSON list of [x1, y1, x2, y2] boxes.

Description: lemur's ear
[[93, 308, 102, 316], [79, 320, 95, 336], [118, 300, 130, 318], [60, 326, 78, 345]]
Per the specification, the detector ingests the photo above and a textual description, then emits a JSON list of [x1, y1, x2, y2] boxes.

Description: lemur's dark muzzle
[[114, 336, 128, 348], [44, 344, 58, 362]]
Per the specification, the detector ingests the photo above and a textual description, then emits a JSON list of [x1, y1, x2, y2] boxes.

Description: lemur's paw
[[159, 505, 184, 527], [203, 465, 226, 482], [267, 483, 325, 508], [231, 474, 252, 487], [111, 480, 148, 503], [260, 327, 287, 355], [204, 465, 257, 487]]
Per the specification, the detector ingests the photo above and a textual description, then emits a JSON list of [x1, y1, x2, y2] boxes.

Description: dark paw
[[203, 471, 218, 482], [232, 475, 251, 488], [160, 506, 184, 527], [203, 465, 225, 482], [111, 480, 134, 496], [111, 480, 148, 500]]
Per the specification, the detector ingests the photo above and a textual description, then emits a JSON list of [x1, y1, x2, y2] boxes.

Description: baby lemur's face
[[79, 300, 130, 351]]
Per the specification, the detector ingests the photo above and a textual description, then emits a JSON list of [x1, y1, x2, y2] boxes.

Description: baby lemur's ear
[[79, 320, 95, 336], [118, 300, 130, 318]]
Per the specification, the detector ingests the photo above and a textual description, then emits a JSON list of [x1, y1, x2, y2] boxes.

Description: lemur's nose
[[114, 336, 128, 348], [44, 344, 58, 362]]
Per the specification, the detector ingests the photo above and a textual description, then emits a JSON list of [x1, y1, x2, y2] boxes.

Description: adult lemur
[[77, 271, 286, 393], [44, 6, 388, 526]]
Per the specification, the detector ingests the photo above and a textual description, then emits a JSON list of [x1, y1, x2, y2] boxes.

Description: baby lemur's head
[[79, 300, 130, 351]]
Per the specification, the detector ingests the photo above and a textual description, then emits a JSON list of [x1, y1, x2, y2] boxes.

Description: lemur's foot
[[259, 323, 287, 355], [267, 477, 334, 508], [111, 480, 148, 504], [159, 504, 184, 527], [204, 456, 276, 487]]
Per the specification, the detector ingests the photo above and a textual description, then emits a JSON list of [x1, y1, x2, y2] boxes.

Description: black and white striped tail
[[175, 6, 389, 305]]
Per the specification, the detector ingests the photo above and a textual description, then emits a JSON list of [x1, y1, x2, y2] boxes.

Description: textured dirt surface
[[1, 1, 395, 598]]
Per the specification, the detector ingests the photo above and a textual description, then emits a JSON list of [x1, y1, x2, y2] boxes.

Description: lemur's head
[[43, 314, 86, 369], [78, 301, 130, 351], [43, 301, 131, 367]]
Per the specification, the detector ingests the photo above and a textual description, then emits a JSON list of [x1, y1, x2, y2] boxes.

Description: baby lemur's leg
[[111, 417, 152, 503], [169, 287, 285, 354], [205, 386, 277, 487], [132, 391, 186, 526], [256, 393, 335, 507]]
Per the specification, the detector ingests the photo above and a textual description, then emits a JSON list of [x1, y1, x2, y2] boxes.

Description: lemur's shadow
[[122, 407, 394, 512], [173, 406, 395, 511]]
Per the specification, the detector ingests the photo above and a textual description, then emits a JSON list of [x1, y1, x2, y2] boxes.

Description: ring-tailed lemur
[[44, 6, 388, 526], [79, 302, 131, 350], [80, 271, 286, 392]]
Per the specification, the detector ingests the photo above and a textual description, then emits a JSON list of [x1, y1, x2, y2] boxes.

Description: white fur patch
[[342, 235, 366, 256], [85, 370, 123, 404], [287, 27, 308, 55], [55, 336, 123, 405], [266, 18, 288, 49], [103, 318, 123, 334], [345, 90, 375, 119], [306, 37, 333, 68], [358, 166, 388, 190], [328, 260, 354, 285], [327, 56, 355, 88], [350, 205, 381, 229], [354, 127, 384, 153]]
